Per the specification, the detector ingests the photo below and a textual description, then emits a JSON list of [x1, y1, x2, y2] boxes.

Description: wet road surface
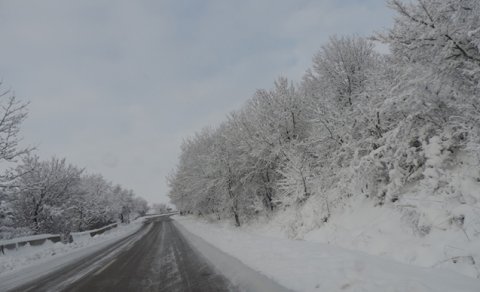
[[11, 217, 236, 292]]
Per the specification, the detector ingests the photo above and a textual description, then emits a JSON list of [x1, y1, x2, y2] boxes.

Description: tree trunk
[[231, 206, 240, 227]]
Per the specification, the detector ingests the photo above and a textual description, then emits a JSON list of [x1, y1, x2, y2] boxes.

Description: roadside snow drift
[[174, 216, 480, 292]]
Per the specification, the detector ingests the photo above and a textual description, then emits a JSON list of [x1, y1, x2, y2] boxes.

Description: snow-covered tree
[[166, 1, 480, 256], [233, 77, 312, 208], [71, 174, 114, 231], [12, 156, 83, 234], [383, 0, 480, 81], [311, 35, 377, 108], [0, 84, 32, 185], [0, 84, 149, 238], [133, 197, 149, 217]]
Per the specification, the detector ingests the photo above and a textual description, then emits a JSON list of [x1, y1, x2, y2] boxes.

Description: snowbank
[[241, 191, 480, 279], [174, 216, 480, 292], [302, 198, 480, 279]]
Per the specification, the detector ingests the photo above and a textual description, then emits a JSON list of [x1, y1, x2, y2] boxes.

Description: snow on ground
[[302, 198, 480, 279], [239, 196, 480, 279], [0, 219, 144, 277], [237, 192, 480, 279], [174, 215, 480, 292]]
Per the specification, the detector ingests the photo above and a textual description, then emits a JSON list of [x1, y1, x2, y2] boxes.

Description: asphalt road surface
[[11, 216, 237, 292]]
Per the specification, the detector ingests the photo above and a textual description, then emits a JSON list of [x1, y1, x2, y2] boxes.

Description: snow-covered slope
[[246, 195, 480, 278], [246, 149, 480, 279], [175, 216, 480, 292]]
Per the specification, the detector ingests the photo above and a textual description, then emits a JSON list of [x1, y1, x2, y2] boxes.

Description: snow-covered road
[[65, 216, 236, 292], [1, 216, 286, 292]]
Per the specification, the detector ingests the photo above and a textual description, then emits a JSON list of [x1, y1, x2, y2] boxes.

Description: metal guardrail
[[71, 223, 119, 238], [0, 234, 63, 255], [89, 223, 118, 237], [0, 223, 119, 255]]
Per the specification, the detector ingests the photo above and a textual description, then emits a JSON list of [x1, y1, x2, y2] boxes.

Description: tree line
[[168, 0, 480, 230], [0, 89, 148, 240]]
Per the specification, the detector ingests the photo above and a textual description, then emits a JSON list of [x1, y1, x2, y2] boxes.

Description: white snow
[[174, 215, 480, 292], [300, 198, 480, 279]]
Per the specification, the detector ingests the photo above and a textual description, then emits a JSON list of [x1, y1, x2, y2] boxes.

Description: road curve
[[10, 217, 236, 292]]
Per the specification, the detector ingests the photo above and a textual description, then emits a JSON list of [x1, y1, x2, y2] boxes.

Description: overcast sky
[[0, 0, 393, 204]]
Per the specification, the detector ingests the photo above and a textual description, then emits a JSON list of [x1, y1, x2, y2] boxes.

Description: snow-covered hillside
[[263, 150, 480, 278]]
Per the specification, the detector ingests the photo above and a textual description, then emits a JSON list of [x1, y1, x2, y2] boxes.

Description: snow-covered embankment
[[174, 216, 480, 292]]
